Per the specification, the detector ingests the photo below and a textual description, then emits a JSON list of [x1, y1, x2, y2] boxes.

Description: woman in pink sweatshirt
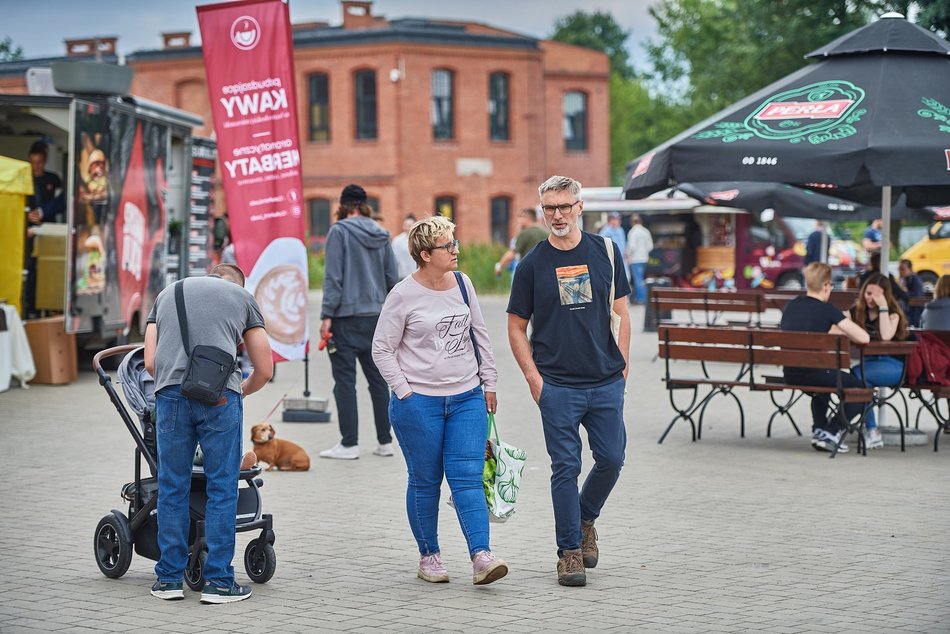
[[372, 215, 508, 586]]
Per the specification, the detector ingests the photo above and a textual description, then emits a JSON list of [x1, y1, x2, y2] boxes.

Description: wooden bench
[[658, 326, 875, 456], [650, 288, 769, 327]]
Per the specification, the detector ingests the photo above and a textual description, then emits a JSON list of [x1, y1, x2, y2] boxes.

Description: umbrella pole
[[877, 185, 894, 432], [880, 186, 892, 274]]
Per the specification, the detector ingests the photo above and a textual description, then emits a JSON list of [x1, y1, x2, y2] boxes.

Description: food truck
[[584, 188, 864, 290], [0, 92, 215, 344]]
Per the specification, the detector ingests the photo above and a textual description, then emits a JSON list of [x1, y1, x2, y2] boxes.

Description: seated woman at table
[[781, 263, 869, 454], [920, 274, 950, 331], [849, 273, 910, 450]]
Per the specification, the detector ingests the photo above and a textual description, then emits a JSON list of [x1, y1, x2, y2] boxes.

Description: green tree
[[0, 36, 23, 62], [646, 0, 882, 119], [912, 0, 950, 37], [550, 10, 635, 79]]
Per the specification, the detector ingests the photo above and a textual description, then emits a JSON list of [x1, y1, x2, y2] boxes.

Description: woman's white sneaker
[[319, 443, 359, 460]]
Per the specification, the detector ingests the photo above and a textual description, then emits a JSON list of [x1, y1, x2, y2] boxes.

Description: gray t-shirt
[[146, 276, 265, 394]]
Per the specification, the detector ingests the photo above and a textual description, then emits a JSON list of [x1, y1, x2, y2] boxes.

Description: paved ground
[[1, 292, 948, 633]]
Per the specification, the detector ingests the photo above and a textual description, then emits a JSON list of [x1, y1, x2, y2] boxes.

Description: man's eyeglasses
[[432, 239, 460, 254], [541, 200, 581, 216]]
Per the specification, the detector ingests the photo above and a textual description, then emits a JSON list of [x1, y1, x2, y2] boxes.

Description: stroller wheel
[[244, 539, 276, 584], [185, 549, 207, 591], [94, 513, 133, 579]]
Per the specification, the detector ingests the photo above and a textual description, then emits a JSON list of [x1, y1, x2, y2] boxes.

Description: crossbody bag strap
[[454, 271, 482, 367], [603, 236, 616, 308], [174, 280, 191, 354]]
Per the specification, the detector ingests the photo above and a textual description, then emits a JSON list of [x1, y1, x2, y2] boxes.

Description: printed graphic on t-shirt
[[435, 312, 471, 357], [555, 265, 592, 305]]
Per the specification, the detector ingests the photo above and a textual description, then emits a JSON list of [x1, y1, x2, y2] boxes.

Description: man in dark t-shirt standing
[[507, 175, 630, 588], [780, 262, 869, 453]]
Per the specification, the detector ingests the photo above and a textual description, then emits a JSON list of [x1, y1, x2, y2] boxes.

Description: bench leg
[[660, 386, 699, 444], [697, 387, 745, 439], [767, 391, 804, 438]]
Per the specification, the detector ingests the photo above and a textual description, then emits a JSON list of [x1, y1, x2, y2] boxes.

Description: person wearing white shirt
[[391, 213, 418, 279], [625, 214, 653, 304]]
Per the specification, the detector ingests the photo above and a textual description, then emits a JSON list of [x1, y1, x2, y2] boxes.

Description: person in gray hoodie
[[921, 274, 950, 331], [320, 184, 399, 459]]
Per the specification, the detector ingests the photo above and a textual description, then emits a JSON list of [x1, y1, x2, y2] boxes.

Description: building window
[[490, 197, 511, 245], [354, 69, 377, 140], [367, 197, 380, 214], [308, 73, 330, 142], [309, 198, 331, 238], [489, 72, 509, 141], [563, 91, 588, 151], [431, 69, 454, 140], [435, 196, 456, 222]]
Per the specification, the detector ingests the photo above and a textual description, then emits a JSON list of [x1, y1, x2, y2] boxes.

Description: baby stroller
[[92, 344, 276, 589]]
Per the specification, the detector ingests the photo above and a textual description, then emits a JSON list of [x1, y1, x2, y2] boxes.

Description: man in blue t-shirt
[[507, 175, 631, 588], [862, 218, 883, 256], [780, 262, 869, 454]]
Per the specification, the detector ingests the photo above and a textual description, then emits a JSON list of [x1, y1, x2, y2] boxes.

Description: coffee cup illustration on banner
[[245, 237, 309, 360]]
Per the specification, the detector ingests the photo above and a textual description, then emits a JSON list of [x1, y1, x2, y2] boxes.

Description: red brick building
[[0, 1, 609, 244]]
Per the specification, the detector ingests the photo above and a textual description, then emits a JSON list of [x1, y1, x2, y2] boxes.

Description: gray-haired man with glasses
[[506, 175, 630, 587]]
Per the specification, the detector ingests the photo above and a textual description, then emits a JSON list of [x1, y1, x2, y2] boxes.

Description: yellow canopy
[[0, 156, 33, 313]]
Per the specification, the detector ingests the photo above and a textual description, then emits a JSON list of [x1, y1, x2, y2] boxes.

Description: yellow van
[[900, 221, 950, 291]]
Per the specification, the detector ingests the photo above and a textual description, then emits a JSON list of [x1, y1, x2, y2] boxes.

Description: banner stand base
[[282, 396, 331, 423], [282, 408, 332, 423]]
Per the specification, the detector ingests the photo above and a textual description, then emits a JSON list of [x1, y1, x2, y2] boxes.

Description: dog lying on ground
[[250, 423, 311, 471]]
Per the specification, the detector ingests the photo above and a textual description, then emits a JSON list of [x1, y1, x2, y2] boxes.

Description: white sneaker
[[319, 443, 359, 460], [373, 443, 394, 457], [865, 428, 884, 450], [811, 429, 849, 454]]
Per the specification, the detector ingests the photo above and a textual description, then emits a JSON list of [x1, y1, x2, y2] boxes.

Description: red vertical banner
[[198, 0, 308, 362]]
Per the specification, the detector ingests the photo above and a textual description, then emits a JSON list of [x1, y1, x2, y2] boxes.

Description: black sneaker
[[200, 581, 252, 604], [150, 580, 184, 600]]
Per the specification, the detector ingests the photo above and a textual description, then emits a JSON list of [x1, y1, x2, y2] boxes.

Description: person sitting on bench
[[849, 273, 910, 450], [781, 263, 870, 454]]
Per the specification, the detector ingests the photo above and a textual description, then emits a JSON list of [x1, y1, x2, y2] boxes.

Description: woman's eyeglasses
[[431, 239, 460, 254]]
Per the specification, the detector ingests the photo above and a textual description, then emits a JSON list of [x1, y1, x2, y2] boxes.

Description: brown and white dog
[[250, 423, 311, 471]]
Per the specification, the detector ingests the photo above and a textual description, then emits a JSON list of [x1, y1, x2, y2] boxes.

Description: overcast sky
[[1, 0, 659, 70]]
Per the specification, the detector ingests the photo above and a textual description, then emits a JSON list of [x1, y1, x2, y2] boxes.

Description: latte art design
[[255, 264, 307, 344]]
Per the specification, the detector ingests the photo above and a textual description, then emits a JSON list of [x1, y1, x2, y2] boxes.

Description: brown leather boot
[[557, 548, 586, 587], [581, 520, 599, 568]]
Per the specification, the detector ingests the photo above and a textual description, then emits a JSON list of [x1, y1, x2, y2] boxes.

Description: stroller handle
[[93, 344, 143, 374]]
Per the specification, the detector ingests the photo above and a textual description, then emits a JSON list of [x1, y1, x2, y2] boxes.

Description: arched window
[[308, 73, 330, 142], [354, 69, 378, 140], [435, 196, 456, 222], [308, 198, 331, 238], [432, 69, 454, 140], [563, 91, 588, 151], [490, 196, 511, 245], [488, 72, 509, 141]]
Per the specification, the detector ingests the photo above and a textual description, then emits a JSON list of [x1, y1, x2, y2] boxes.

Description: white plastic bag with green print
[[484, 413, 526, 523]]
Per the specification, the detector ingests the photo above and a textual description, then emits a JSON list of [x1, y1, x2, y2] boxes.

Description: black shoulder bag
[[175, 280, 236, 404], [454, 271, 482, 367]]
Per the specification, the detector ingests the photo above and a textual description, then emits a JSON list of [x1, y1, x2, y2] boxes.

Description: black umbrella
[[624, 15, 950, 210], [674, 181, 933, 221]]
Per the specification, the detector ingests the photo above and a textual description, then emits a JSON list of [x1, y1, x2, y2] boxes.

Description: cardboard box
[[24, 316, 77, 385]]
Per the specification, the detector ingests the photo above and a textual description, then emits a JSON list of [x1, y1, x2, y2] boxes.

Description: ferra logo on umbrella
[[703, 81, 867, 143]]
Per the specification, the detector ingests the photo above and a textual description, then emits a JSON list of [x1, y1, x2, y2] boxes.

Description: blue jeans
[[155, 385, 243, 587], [388, 386, 489, 558], [537, 378, 627, 554], [851, 356, 905, 430], [630, 262, 647, 303]]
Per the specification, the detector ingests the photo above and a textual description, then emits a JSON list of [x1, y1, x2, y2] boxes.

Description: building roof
[[0, 16, 539, 75]]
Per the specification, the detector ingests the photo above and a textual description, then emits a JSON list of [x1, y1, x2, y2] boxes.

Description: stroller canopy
[[118, 346, 154, 419]]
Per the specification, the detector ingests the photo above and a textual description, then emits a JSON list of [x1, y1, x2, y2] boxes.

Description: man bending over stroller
[[144, 264, 273, 603]]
